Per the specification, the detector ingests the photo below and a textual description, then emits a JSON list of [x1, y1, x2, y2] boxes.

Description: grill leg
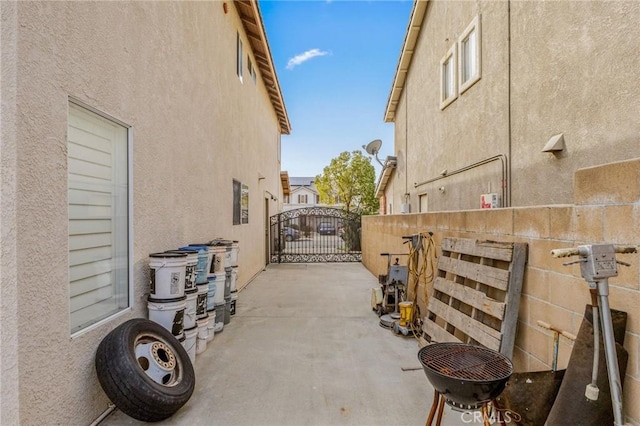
[[482, 404, 490, 426], [435, 396, 445, 426], [425, 391, 440, 426]]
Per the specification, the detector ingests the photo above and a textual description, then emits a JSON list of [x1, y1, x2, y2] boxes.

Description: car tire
[[95, 318, 195, 422], [285, 235, 293, 242]]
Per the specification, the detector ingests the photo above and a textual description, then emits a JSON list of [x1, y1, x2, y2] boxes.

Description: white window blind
[[68, 103, 130, 334]]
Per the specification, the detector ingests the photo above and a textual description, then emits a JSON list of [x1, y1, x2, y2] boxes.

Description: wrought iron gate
[[270, 207, 361, 263]]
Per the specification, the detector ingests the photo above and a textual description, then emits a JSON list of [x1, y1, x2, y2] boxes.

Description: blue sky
[[259, 0, 413, 178]]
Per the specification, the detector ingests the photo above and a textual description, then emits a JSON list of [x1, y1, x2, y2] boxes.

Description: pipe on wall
[[413, 154, 508, 207]]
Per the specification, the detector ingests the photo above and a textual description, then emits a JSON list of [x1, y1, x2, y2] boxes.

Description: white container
[[214, 303, 225, 333], [184, 289, 198, 330], [230, 266, 238, 293], [230, 241, 239, 267], [211, 245, 226, 273], [149, 252, 187, 300], [196, 317, 209, 354], [182, 326, 197, 364], [207, 276, 217, 311], [206, 310, 216, 342], [196, 283, 208, 319], [147, 296, 186, 339], [212, 272, 226, 305]]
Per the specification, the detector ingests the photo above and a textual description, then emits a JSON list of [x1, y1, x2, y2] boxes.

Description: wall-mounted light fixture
[[438, 186, 446, 193], [542, 133, 565, 153]]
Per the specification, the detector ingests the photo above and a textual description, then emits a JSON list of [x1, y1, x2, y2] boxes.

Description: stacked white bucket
[[210, 242, 227, 333], [187, 244, 216, 358], [147, 252, 192, 356]]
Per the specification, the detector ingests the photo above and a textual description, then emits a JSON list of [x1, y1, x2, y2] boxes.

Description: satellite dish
[[363, 139, 382, 156]]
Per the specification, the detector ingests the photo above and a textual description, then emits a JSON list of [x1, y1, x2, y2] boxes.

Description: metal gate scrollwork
[[270, 207, 361, 263]]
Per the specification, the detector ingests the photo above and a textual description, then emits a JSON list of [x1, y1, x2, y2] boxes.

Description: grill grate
[[419, 342, 512, 381]]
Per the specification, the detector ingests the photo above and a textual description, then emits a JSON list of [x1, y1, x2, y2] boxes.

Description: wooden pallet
[[422, 237, 528, 359]]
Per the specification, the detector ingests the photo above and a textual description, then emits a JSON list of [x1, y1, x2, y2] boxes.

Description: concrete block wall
[[362, 158, 640, 424]]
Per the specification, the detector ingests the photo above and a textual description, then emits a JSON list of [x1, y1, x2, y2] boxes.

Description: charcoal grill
[[418, 342, 513, 426]]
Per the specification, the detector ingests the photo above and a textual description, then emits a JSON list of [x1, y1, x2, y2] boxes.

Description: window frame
[[439, 43, 458, 110], [298, 194, 308, 204], [248, 56, 257, 84], [458, 15, 482, 94], [68, 98, 133, 337], [233, 179, 242, 225], [236, 32, 243, 83]]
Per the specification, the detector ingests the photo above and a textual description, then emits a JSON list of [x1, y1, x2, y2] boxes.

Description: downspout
[[405, 79, 409, 206], [507, 0, 512, 206]]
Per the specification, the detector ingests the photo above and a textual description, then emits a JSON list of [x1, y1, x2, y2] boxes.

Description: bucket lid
[[149, 252, 187, 258], [148, 295, 187, 303], [188, 243, 212, 248], [170, 249, 199, 254], [184, 326, 198, 334], [185, 288, 198, 295]]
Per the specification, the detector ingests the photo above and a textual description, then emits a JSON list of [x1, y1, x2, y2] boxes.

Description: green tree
[[315, 150, 378, 215]]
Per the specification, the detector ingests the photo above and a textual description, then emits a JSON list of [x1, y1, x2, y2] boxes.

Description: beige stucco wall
[[1, 2, 284, 424], [388, 0, 640, 212], [364, 158, 640, 424]]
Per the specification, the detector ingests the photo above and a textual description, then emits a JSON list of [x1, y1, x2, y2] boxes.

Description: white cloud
[[286, 49, 330, 70]]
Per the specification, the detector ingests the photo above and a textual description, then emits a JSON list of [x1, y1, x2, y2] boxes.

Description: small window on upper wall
[[459, 15, 481, 93], [439, 43, 458, 110], [248, 57, 257, 83], [236, 33, 243, 82]]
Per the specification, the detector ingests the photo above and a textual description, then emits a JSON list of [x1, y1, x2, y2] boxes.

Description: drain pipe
[[89, 403, 116, 426], [413, 154, 508, 206]]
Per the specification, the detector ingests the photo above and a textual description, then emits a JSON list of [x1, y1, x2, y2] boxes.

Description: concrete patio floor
[[102, 263, 465, 426]]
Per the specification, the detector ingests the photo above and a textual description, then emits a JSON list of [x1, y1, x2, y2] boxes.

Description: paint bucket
[[399, 301, 414, 327], [166, 249, 198, 292], [230, 266, 238, 293], [212, 272, 226, 305], [224, 296, 231, 325], [196, 316, 209, 354], [196, 283, 208, 319], [181, 246, 209, 285], [206, 309, 216, 342], [210, 239, 233, 268], [224, 267, 232, 298], [210, 244, 225, 273], [188, 244, 215, 283], [230, 241, 239, 267], [148, 252, 187, 300], [230, 291, 238, 316], [214, 303, 225, 333], [207, 276, 217, 312], [182, 326, 197, 364], [147, 296, 186, 339], [184, 288, 198, 330]]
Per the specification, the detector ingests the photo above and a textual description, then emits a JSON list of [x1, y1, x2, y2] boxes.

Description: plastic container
[[224, 267, 232, 298], [212, 272, 226, 305], [230, 266, 238, 293], [147, 296, 186, 339], [230, 291, 238, 316], [167, 249, 198, 292], [214, 303, 225, 333], [180, 246, 209, 285], [188, 244, 215, 282], [148, 252, 187, 300], [210, 244, 226, 273], [206, 309, 216, 342], [196, 283, 208, 319], [230, 241, 239, 267], [184, 289, 198, 330], [182, 326, 197, 364], [224, 296, 231, 325], [196, 316, 209, 354], [206, 276, 217, 312]]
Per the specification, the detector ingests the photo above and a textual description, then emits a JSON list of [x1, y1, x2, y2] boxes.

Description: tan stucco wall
[[364, 158, 640, 424], [1, 2, 284, 424], [389, 0, 640, 212]]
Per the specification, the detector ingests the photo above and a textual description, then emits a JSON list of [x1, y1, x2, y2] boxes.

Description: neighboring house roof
[[384, 0, 429, 122], [235, 0, 291, 134], [289, 177, 316, 187]]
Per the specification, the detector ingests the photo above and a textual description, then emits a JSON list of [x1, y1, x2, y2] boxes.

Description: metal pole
[[597, 278, 624, 426]]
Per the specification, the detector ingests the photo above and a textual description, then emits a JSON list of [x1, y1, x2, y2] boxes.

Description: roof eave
[[384, 0, 429, 123], [235, 0, 291, 134]]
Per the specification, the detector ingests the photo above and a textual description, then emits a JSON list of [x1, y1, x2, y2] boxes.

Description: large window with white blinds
[[68, 102, 131, 334]]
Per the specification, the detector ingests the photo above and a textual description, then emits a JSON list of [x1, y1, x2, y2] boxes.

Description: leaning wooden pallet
[[421, 237, 528, 358]]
